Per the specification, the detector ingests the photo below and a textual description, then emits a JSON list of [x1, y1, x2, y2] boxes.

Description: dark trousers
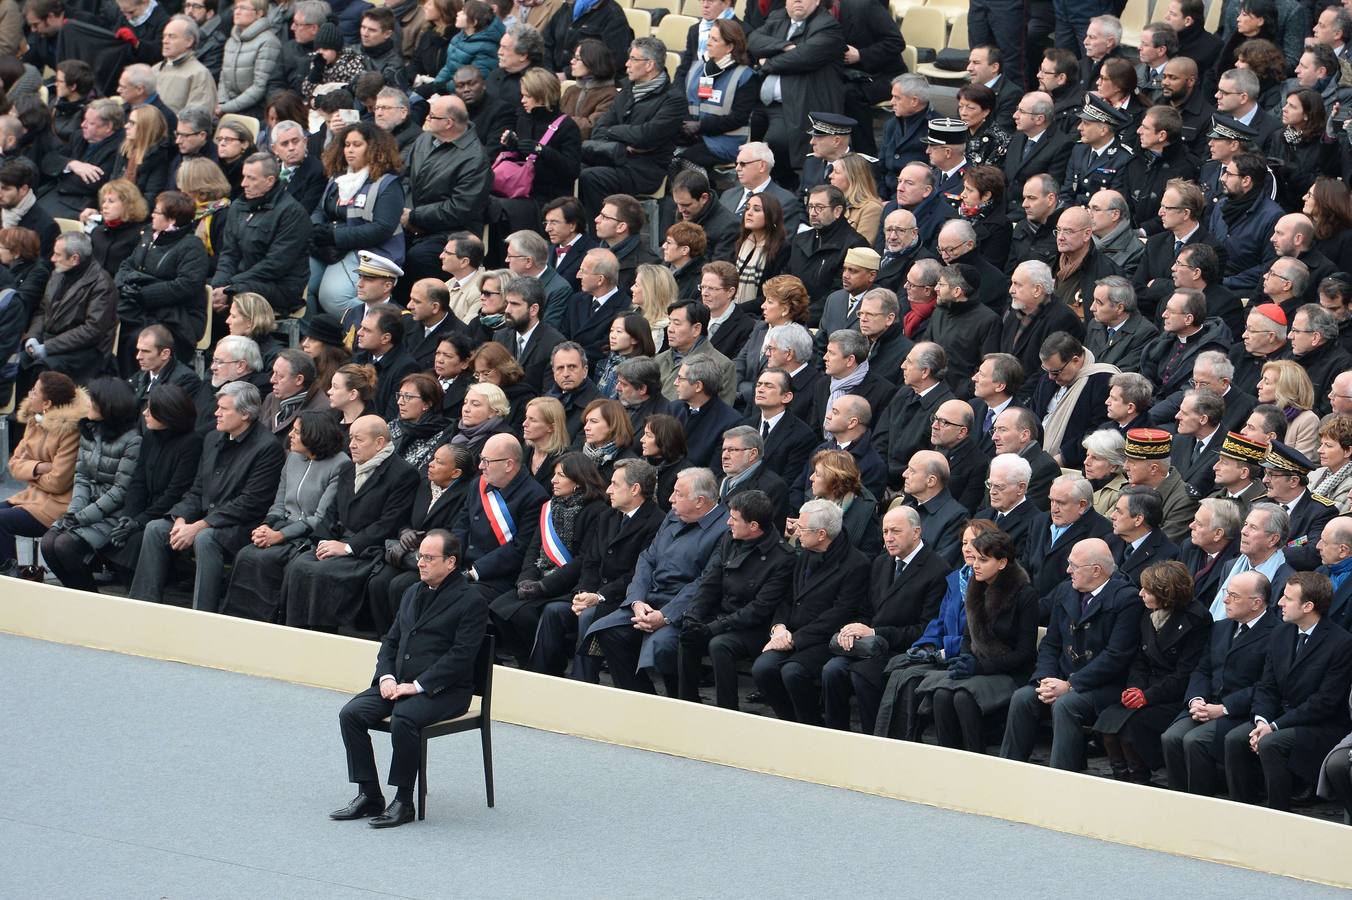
[[399, 233, 452, 302], [932, 686, 986, 752], [1224, 723, 1309, 810], [40, 528, 96, 592], [821, 651, 889, 733], [1050, 0, 1106, 55], [1161, 715, 1242, 796], [676, 628, 763, 709], [0, 502, 48, 563], [1321, 747, 1352, 823], [339, 685, 467, 789], [594, 622, 679, 695], [367, 567, 420, 639], [968, 0, 1031, 89], [529, 599, 578, 677], [999, 684, 1097, 770], [754, 103, 800, 190], [752, 645, 831, 726]]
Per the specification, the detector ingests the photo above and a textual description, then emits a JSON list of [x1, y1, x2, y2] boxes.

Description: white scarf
[[353, 442, 395, 492], [1, 189, 36, 229], [1042, 349, 1119, 459], [335, 167, 370, 205]]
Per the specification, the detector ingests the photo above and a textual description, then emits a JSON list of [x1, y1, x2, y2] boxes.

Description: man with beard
[[1158, 56, 1215, 156], [1210, 151, 1283, 294], [788, 185, 868, 322], [874, 208, 935, 295], [924, 262, 1001, 399]]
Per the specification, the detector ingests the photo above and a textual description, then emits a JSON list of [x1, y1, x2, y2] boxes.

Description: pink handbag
[[491, 115, 567, 199]]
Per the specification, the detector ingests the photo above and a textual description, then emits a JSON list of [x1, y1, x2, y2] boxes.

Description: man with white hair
[[193, 334, 263, 432], [719, 141, 805, 231], [1002, 92, 1073, 207], [588, 468, 729, 696], [116, 62, 178, 133], [1088, 190, 1144, 280], [1180, 497, 1243, 602], [934, 218, 1008, 312], [973, 453, 1039, 546], [762, 323, 819, 423], [1022, 473, 1112, 601], [1001, 536, 1142, 771], [751, 498, 872, 726], [822, 504, 949, 733], [1000, 259, 1084, 400], [373, 87, 419, 156], [879, 75, 937, 198], [990, 405, 1060, 509], [887, 161, 958, 248], [505, 229, 573, 328]]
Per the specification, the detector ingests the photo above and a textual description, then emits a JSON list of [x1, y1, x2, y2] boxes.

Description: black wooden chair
[[373, 631, 496, 820]]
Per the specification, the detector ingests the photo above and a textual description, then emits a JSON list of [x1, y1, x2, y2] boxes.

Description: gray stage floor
[[0, 634, 1345, 899]]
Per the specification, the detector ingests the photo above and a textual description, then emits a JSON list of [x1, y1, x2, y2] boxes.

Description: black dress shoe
[[369, 799, 415, 828], [329, 793, 386, 820]]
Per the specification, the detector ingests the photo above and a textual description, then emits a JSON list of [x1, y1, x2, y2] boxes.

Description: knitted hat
[[315, 22, 344, 52]]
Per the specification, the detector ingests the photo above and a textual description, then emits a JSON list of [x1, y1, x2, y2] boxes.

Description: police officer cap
[[922, 117, 968, 146], [1077, 93, 1129, 127], [1206, 114, 1258, 142], [807, 112, 857, 137]]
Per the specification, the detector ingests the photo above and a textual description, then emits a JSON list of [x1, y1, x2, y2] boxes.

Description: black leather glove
[[679, 619, 711, 647], [398, 528, 420, 552], [904, 646, 941, 667], [516, 580, 543, 601], [107, 516, 136, 548], [948, 654, 977, 679], [310, 224, 336, 247]]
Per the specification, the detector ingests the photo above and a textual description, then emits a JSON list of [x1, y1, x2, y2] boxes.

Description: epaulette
[[1312, 493, 1338, 507]]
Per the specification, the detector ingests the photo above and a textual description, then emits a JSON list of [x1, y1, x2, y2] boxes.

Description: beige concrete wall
[[2, 579, 1348, 888]]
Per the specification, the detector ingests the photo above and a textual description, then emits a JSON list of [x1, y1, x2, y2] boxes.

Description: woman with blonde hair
[[225, 291, 281, 372], [1257, 359, 1319, 458], [175, 158, 233, 264], [734, 274, 808, 405], [827, 153, 884, 245], [471, 339, 537, 430], [82, 179, 149, 276], [632, 263, 678, 347], [449, 382, 512, 453], [1310, 415, 1352, 511], [523, 396, 569, 487], [111, 105, 170, 205]]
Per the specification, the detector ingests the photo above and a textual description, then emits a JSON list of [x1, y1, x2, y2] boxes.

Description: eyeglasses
[[215, 135, 241, 143], [905, 280, 931, 290], [175, 129, 205, 138], [930, 414, 963, 429], [210, 357, 238, 367], [721, 446, 754, 454], [1065, 561, 1100, 571], [596, 212, 622, 223], [1042, 360, 1071, 378], [883, 225, 916, 234], [395, 392, 424, 401], [425, 113, 449, 121], [415, 553, 450, 562], [478, 457, 511, 466], [1052, 227, 1088, 236], [1263, 271, 1293, 284], [1158, 204, 1186, 211], [1215, 88, 1243, 96], [372, 104, 403, 112], [985, 480, 1013, 491], [733, 160, 758, 168], [480, 288, 501, 296], [936, 242, 968, 255], [805, 203, 831, 213]]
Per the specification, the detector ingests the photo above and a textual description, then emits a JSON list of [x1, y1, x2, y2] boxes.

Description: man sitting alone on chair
[[332, 528, 488, 829]]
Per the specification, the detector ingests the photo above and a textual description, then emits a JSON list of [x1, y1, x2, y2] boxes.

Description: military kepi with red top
[[1124, 427, 1173, 459]]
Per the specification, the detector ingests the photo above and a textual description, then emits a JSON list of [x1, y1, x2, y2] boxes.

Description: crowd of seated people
[[9, 0, 1352, 820]]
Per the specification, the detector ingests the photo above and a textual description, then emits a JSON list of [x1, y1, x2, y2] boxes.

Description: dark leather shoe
[[329, 793, 385, 820], [369, 799, 415, 828]]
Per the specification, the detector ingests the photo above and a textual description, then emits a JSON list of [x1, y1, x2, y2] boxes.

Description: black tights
[[40, 530, 97, 593], [931, 687, 985, 753], [1324, 749, 1352, 824]]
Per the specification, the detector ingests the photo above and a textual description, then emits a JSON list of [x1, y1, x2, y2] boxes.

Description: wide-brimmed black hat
[[300, 313, 344, 347]]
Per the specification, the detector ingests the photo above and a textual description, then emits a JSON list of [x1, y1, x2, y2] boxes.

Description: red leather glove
[[115, 26, 139, 47], [1121, 687, 1147, 709]]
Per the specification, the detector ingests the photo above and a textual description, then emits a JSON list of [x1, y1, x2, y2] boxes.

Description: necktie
[[517, 335, 527, 358], [995, 512, 1006, 523], [892, 557, 906, 584], [592, 298, 603, 315], [1106, 326, 1118, 344], [1050, 524, 1066, 546], [786, 19, 802, 39], [1192, 439, 1204, 462], [1173, 239, 1183, 257], [1234, 622, 1248, 641], [1296, 632, 1309, 656], [761, 419, 771, 439], [737, 189, 751, 214], [847, 295, 860, 319], [983, 408, 995, 435], [1080, 591, 1092, 616]]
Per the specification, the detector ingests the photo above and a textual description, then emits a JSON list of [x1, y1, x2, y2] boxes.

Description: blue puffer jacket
[[434, 17, 505, 83], [911, 565, 970, 659]]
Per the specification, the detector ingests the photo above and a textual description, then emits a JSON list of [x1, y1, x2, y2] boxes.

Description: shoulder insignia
[[1186, 483, 1199, 499], [1313, 494, 1337, 507]]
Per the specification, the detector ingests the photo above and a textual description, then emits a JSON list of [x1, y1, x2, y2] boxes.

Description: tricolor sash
[[480, 477, 515, 545], [539, 500, 573, 567]]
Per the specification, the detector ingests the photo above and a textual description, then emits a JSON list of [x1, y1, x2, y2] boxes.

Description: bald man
[[927, 398, 990, 513], [1159, 56, 1213, 155], [1316, 516, 1352, 630], [454, 432, 550, 598], [1003, 90, 1074, 205], [1001, 536, 1143, 771], [896, 449, 968, 566], [875, 208, 935, 296], [404, 277, 463, 370], [282, 415, 421, 630]]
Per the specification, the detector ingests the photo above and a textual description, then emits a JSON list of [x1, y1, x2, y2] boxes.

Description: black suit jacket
[[1180, 538, 1241, 609], [496, 322, 568, 392], [404, 312, 463, 372], [1251, 621, 1352, 772], [562, 289, 632, 368], [975, 499, 1039, 549], [942, 436, 991, 513], [786, 364, 822, 424], [860, 545, 949, 651], [549, 233, 600, 293], [1286, 491, 1339, 571], [129, 355, 202, 409], [320, 454, 419, 555], [1131, 224, 1226, 320], [1018, 440, 1061, 511], [283, 152, 326, 214], [720, 180, 806, 233], [874, 381, 955, 489], [576, 500, 665, 617], [377, 572, 487, 711], [1184, 610, 1278, 720], [721, 463, 789, 532], [905, 489, 967, 567], [453, 469, 550, 594], [1170, 432, 1221, 498], [1083, 313, 1158, 373], [362, 346, 421, 420], [772, 533, 872, 651], [999, 301, 1085, 401], [1108, 528, 1181, 585], [677, 395, 744, 471], [709, 302, 756, 361], [1001, 128, 1074, 204], [1030, 370, 1111, 470], [750, 411, 817, 484], [1021, 509, 1113, 604], [1035, 572, 1142, 703], [168, 420, 285, 551], [687, 528, 796, 632], [807, 366, 895, 434]]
